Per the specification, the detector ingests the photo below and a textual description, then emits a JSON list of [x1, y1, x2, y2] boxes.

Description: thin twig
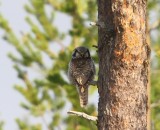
[[151, 69, 160, 74], [54, 39, 65, 51], [90, 21, 106, 28], [151, 100, 160, 108], [90, 22, 99, 26], [149, 20, 160, 32], [67, 110, 97, 121]]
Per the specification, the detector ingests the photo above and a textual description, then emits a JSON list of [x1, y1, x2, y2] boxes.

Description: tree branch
[[149, 20, 160, 32], [151, 100, 160, 108], [90, 21, 99, 26], [151, 69, 160, 74], [90, 21, 106, 28], [67, 110, 97, 121]]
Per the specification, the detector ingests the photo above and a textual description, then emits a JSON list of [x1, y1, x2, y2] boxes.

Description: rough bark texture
[[97, 0, 150, 130]]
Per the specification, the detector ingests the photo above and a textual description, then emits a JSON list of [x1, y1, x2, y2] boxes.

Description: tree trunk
[[97, 0, 150, 130]]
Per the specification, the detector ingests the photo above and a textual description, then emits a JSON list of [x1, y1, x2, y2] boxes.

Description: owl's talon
[[92, 45, 98, 48], [89, 80, 97, 86], [92, 45, 98, 52]]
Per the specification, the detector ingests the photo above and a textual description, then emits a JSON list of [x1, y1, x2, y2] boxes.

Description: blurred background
[[0, 0, 159, 130]]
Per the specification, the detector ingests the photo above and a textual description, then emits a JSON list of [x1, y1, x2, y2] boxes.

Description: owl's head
[[72, 46, 91, 59]]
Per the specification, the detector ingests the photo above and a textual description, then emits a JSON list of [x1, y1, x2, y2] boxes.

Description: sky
[[0, 0, 30, 129]]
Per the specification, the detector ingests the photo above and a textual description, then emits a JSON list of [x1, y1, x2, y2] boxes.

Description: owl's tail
[[79, 86, 88, 108]]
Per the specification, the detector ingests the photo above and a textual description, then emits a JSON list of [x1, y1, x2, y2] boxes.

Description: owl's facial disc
[[72, 49, 90, 59]]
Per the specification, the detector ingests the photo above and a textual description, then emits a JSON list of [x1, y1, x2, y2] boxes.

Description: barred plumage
[[68, 46, 95, 107]]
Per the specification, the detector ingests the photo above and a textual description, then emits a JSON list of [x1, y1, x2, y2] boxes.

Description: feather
[[68, 46, 96, 108], [79, 85, 88, 108]]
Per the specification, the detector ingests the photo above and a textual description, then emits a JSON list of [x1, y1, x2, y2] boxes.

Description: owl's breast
[[73, 58, 89, 67]]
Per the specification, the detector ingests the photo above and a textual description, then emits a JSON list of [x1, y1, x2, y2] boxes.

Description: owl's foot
[[89, 80, 97, 86], [92, 45, 98, 52], [92, 45, 98, 48]]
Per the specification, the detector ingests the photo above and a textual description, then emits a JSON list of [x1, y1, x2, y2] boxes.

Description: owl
[[68, 46, 95, 108]]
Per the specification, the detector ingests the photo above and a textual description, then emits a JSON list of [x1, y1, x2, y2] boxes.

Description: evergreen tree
[[0, 0, 97, 129], [148, 0, 160, 129], [0, 0, 160, 130]]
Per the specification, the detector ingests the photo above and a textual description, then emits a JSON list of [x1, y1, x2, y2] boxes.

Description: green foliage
[[148, 0, 160, 130], [0, 121, 4, 130], [0, 0, 97, 129], [16, 119, 42, 130], [148, 0, 157, 10]]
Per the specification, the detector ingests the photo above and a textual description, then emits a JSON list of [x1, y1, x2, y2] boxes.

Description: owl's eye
[[75, 52, 81, 57], [84, 50, 90, 58], [84, 52, 89, 57], [72, 51, 76, 57], [72, 50, 81, 58]]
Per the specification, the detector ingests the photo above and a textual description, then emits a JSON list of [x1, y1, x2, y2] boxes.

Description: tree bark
[[97, 0, 150, 130]]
